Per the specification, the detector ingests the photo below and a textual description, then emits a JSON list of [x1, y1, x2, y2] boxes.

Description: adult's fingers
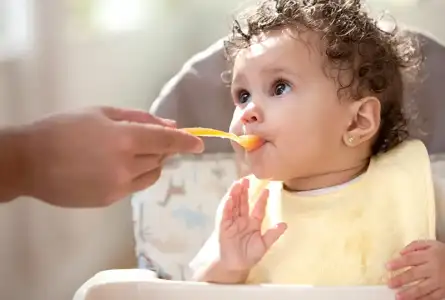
[[131, 155, 164, 178], [130, 124, 204, 154], [130, 168, 163, 193], [101, 106, 176, 127]]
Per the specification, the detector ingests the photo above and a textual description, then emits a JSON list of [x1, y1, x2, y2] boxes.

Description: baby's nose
[[240, 103, 262, 124]]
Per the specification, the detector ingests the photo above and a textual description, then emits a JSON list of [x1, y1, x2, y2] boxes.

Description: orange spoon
[[182, 127, 264, 152]]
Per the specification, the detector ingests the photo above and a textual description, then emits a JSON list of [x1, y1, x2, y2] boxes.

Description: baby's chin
[[248, 163, 284, 181]]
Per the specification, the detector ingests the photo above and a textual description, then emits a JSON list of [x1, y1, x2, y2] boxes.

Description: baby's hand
[[387, 240, 445, 300], [218, 178, 287, 273]]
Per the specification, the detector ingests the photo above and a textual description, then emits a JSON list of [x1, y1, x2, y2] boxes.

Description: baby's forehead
[[233, 28, 325, 76]]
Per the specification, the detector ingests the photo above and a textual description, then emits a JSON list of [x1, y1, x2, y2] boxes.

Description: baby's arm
[[189, 233, 249, 283], [192, 258, 249, 284], [189, 186, 250, 284]]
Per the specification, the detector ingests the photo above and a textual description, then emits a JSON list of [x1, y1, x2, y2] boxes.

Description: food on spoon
[[237, 134, 264, 152]]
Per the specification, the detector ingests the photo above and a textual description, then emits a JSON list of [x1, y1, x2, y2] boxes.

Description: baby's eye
[[237, 90, 251, 104], [273, 81, 292, 96]]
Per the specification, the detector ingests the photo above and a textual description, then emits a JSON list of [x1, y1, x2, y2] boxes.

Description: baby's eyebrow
[[260, 67, 301, 79], [231, 72, 247, 87]]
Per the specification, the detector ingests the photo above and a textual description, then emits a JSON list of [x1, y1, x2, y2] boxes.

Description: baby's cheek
[[229, 114, 245, 155], [229, 118, 243, 135], [230, 140, 243, 153], [229, 110, 244, 135]]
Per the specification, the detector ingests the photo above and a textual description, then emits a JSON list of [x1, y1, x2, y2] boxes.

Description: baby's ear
[[343, 97, 381, 147]]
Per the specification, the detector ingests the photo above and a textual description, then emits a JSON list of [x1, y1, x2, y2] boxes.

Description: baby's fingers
[[221, 195, 235, 222], [400, 240, 434, 255], [239, 178, 250, 217], [387, 251, 429, 271], [221, 181, 243, 222], [251, 189, 269, 222], [262, 222, 287, 250], [394, 278, 439, 300], [387, 264, 430, 289]]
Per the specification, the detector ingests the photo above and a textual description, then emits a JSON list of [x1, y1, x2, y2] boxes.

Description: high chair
[[73, 269, 396, 300], [74, 29, 445, 300]]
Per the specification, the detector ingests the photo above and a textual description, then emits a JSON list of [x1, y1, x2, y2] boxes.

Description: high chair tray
[[73, 269, 396, 300]]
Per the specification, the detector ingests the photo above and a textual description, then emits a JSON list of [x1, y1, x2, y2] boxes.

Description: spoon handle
[[182, 127, 240, 143]]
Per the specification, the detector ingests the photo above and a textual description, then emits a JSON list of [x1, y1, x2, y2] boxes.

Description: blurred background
[[0, 0, 444, 299]]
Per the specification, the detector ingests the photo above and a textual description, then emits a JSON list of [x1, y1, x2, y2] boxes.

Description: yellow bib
[[245, 140, 436, 285]]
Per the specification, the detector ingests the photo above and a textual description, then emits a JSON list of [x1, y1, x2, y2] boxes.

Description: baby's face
[[229, 29, 354, 181]]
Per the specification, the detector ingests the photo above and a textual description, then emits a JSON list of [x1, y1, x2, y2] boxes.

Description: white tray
[[73, 269, 396, 300]]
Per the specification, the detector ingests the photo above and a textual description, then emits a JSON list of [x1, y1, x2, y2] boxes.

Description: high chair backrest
[[149, 38, 233, 154], [407, 31, 445, 153]]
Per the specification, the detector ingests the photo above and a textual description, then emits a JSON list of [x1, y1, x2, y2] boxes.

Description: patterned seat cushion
[[132, 154, 239, 280]]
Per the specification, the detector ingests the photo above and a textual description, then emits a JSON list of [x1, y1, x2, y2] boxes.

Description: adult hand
[[17, 106, 203, 207]]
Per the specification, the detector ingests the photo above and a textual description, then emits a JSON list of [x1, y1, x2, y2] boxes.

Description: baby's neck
[[283, 159, 369, 192]]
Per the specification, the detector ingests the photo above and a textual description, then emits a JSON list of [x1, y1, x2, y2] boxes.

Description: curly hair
[[224, 0, 422, 155]]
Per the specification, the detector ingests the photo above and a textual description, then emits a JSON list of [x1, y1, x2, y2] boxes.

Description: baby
[[189, 0, 445, 299]]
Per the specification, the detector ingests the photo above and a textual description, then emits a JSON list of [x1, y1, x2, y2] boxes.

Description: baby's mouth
[[246, 138, 270, 153], [240, 126, 271, 151]]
